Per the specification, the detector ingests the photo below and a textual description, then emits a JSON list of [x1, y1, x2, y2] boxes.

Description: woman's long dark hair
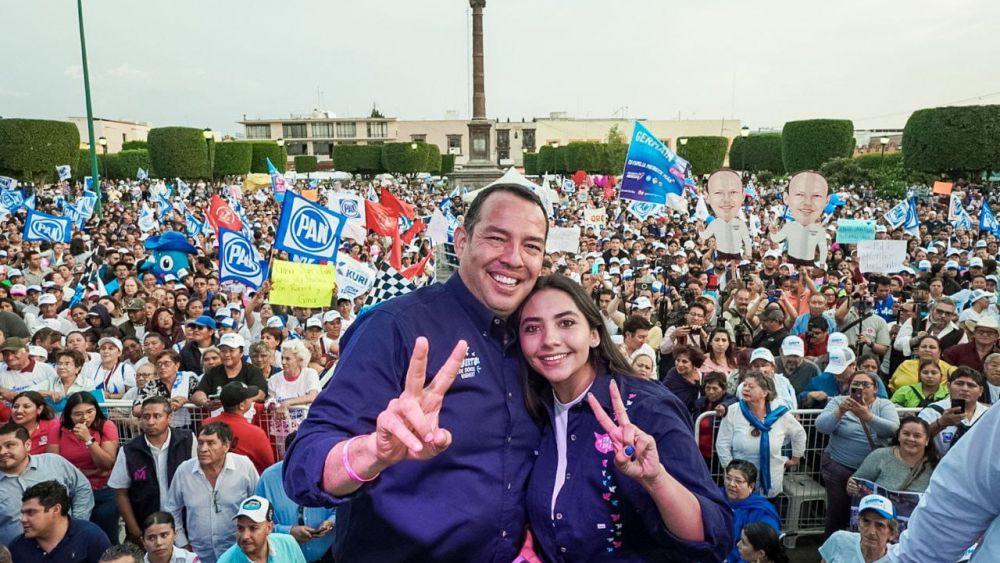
[[891, 415, 939, 469], [60, 391, 109, 437], [742, 521, 789, 563], [12, 391, 54, 421], [707, 327, 736, 367], [513, 275, 637, 423]]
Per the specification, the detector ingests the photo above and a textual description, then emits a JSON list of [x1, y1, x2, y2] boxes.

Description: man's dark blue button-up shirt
[[283, 273, 540, 563]]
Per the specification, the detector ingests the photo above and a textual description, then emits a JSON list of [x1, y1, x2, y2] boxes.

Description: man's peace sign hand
[[587, 380, 666, 486], [374, 337, 468, 465]]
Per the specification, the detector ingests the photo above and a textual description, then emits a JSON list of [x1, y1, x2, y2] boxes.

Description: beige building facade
[[69, 117, 152, 153]]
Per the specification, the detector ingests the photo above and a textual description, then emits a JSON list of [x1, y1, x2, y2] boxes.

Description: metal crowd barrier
[[693, 407, 919, 548], [102, 400, 310, 460]]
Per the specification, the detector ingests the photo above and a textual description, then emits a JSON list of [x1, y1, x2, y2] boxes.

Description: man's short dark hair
[[688, 302, 708, 316], [0, 421, 29, 442], [99, 543, 143, 563], [199, 421, 233, 444], [141, 395, 172, 413], [807, 316, 829, 332], [623, 315, 652, 336], [144, 331, 166, 344], [22, 480, 70, 517], [462, 184, 549, 238]]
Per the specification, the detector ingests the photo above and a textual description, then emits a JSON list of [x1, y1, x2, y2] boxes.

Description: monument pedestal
[[451, 119, 502, 189]]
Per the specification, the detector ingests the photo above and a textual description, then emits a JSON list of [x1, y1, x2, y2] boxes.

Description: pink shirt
[[29, 419, 60, 455], [47, 419, 118, 489]]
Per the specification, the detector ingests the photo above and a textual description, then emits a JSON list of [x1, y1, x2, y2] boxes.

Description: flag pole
[[76, 0, 101, 218]]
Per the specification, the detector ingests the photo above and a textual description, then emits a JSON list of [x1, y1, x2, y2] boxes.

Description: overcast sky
[[4, 0, 999, 136]]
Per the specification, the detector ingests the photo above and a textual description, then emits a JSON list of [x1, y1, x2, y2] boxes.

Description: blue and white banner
[[23, 209, 72, 243], [956, 205, 973, 231], [948, 195, 963, 222], [176, 178, 191, 199], [275, 190, 347, 262], [156, 192, 174, 218], [335, 254, 376, 299], [218, 228, 266, 289], [0, 177, 16, 191], [56, 165, 72, 181], [137, 168, 149, 181], [23, 193, 35, 210], [184, 210, 203, 239], [903, 197, 920, 237], [84, 176, 94, 191], [619, 121, 689, 205], [366, 185, 379, 202], [327, 191, 367, 242], [744, 181, 758, 198], [79, 190, 98, 220], [266, 158, 288, 202], [981, 202, 999, 235], [138, 203, 157, 232], [63, 202, 85, 230], [884, 200, 909, 229], [626, 200, 664, 221], [0, 190, 23, 211], [561, 179, 576, 194]]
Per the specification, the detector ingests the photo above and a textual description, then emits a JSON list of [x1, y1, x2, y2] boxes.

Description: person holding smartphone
[[918, 367, 991, 456]]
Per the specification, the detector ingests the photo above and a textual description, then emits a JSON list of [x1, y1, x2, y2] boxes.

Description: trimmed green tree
[[599, 143, 628, 175], [294, 155, 318, 173], [522, 153, 538, 176], [247, 141, 287, 174], [781, 119, 854, 173], [440, 153, 456, 175], [333, 145, 383, 175], [106, 149, 152, 180], [677, 136, 728, 177], [902, 105, 1000, 177], [729, 133, 785, 173], [213, 142, 252, 177], [563, 142, 602, 173], [381, 142, 426, 174], [148, 127, 212, 179], [423, 143, 442, 174], [0, 119, 81, 182], [121, 140, 148, 151]]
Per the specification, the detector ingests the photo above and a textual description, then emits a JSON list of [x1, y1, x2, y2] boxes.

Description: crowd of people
[[0, 166, 995, 562]]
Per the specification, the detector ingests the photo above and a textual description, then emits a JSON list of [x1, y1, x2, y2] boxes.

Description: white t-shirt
[[0, 361, 57, 396], [918, 397, 991, 455], [819, 530, 868, 562], [268, 367, 321, 404], [79, 360, 136, 395]]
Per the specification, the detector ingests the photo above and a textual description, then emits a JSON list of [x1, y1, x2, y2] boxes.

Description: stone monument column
[[466, 0, 493, 165]]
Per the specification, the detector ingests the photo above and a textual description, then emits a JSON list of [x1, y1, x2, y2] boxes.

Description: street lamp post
[[76, 0, 101, 216], [879, 136, 890, 165], [97, 136, 107, 179], [202, 128, 214, 179]]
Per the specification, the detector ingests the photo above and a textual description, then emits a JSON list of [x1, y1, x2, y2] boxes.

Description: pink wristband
[[343, 435, 380, 483]]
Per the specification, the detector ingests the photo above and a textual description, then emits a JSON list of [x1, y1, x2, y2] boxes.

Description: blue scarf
[[739, 400, 789, 494]]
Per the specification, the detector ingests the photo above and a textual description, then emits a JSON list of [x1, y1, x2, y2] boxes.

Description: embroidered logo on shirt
[[459, 349, 481, 380], [594, 432, 613, 454], [133, 466, 148, 481]]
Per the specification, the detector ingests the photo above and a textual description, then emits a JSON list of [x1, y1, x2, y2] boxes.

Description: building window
[[367, 121, 388, 139], [335, 122, 357, 138], [410, 134, 427, 143], [498, 149, 510, 161], [496, 129, 510, 150], [282, 123, 307, 138], [522, 129, 536, 152], [447, 134, 462, 155], [313, 142, 332, 157], [246, 125, 271, 139], [286, 142, 307, 156], [312, 122, 333, 138]]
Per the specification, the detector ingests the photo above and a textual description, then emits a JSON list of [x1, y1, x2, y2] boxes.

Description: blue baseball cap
[[187, 315, 217, 330]]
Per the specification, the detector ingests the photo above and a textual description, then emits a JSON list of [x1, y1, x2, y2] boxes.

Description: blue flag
[[903, 197, 920, 237], [884, 200, 909, 229], [619, 121, 689, 205], [184, 210, 203, 238], [156, 193, 174, 219], [981, 202, 999, 235], [176, 178, 191, 199], [218, 228, 266, 289], [956, 205, 973, 231], [367, 185, 379, 202], [0, 190, 23, 211], [56, 165, 72, 181], [23, 209, 72, 243], [79, 190, 98, 220], [62, 202, 85, 230], [137, 168, 149, 181], [138, 203, 157, 232], [627, 200, 664, 221], [23, 193, 35, 210], [274, 190, 347, 262], [266, 158, 288, 202]]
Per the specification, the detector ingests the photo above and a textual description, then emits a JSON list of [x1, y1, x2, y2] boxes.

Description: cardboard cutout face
[[786, 171, 829, 226], [706, 170, 744, 222]]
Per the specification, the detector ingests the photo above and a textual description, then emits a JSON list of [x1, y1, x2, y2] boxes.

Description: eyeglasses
[[851, 382, 874, 389], [724, 475, 748, 486]]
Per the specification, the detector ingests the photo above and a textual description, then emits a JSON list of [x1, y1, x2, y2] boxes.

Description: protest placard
[[546, 226, 581, 254], [858, 240, 907, 273], [933, 181, 954, 195], [335, 254, 376, 299], [583, 208, 606, 226], [269, 259, 337, 308], [835, 219, 876, 244], [850, 479, 921, 535]]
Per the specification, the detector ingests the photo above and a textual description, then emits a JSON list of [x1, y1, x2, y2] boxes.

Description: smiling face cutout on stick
[[706, 169, 744, 222], [786, 171, 829, 226]]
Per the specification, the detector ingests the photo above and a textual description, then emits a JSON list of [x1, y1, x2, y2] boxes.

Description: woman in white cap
[[79, 336, 136, 400], [819, 494, 897, 563]]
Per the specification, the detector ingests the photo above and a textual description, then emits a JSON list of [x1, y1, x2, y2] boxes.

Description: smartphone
[[952, 398, 966, 414], [851, 388, 863, 403]]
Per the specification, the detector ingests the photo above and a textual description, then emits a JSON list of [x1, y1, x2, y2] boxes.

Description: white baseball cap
[[37, 294, 57, 306], [858, 494, 895, 520], [218, 333, 246, 350], [826, 347, 856, 375], [305, 318, 323, 329], [633, 296, 653, 310], [98, 337, 123, 352], [781, 336, 804, 357], [827, 332, 849, 350], [971, 257, 984, 268], [233, 495, 273, 523], [322, 310, 341, 323], [749, 348, 776, 365]]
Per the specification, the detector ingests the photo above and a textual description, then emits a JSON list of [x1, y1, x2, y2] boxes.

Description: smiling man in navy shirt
[[284, 180, 549, 562]]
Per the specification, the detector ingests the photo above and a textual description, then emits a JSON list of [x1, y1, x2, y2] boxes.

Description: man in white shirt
[[164, 421, 259, 563], [0, 337, 57, 402]]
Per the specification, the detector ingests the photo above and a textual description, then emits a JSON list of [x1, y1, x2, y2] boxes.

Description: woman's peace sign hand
[[587, 380, 666, 487], [374, 337, 468, 466]]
